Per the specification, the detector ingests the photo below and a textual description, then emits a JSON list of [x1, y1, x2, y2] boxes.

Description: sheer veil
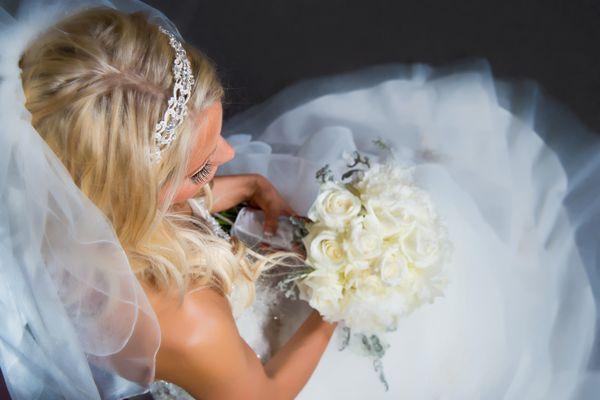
[[0, 0, 183, 398]]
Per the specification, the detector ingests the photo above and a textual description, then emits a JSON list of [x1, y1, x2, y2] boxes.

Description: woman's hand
[[246, 174, 298, 236], [205, 174, 297, 235]]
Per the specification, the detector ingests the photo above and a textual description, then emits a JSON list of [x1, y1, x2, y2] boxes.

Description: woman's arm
[[150, 287, 336, 400], [210, 173, 297, 235], [263, 309, 337, 395], [209, 174, 259, 213]]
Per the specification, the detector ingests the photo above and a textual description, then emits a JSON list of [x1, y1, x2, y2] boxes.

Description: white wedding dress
[[219, 61, 600, 400]]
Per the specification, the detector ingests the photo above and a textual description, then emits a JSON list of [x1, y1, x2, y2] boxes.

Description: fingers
[[263, 211, 279, 236], [281, 204, 299, 217], [264, 203, 303, 236]]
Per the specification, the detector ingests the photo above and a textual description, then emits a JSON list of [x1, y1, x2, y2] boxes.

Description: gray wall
[[146, 0, 600, 133]]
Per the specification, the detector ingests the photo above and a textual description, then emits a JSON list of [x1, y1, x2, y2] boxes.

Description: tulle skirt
[[219, 60, 600, 399]]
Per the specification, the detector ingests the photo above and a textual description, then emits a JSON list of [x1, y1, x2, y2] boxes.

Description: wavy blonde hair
[[19, 7, 296, 307]]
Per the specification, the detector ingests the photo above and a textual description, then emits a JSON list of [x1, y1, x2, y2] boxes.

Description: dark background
[[152, 0, 600, 130]]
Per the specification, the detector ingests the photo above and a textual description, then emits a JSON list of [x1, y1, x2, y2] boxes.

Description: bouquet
[[283, 141, 453, 389], [297, 148, 452, 334], [226, 139, 453, 390]]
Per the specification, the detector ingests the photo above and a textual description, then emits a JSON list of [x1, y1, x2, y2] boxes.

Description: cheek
[[171, 181, 204, 205]]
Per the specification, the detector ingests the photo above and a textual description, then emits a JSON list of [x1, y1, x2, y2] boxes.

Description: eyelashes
[[190, 160, 213, 185]]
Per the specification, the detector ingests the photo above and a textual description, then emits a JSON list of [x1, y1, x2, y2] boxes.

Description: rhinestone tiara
[[150, 26, 195, 162]]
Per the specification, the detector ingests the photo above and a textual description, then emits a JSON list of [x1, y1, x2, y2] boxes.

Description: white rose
[[376, 246, 410, 286], [342, 275, 396, 333], [298, 269, 344, 319], [399, 265, 447, 305], [307, 181, 361, 230], [363, 191, 433, 236], [342, 291, 391, 334], [355, 163, 414, 199], [393, 195, 432, 224], [303, 224, 345, 270], [362, 197, 402, 238], [400, 222, 441, 269], [342, 217, 383, 266], [353, 273, 387, 300], [341, 266, 368, 289]]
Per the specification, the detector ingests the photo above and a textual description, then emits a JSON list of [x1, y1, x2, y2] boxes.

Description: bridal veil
[[0, 0, 184, 398]]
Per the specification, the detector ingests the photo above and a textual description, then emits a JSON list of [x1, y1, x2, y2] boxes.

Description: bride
[[1, 1, 334, 399], [0, 0, 598, 399]]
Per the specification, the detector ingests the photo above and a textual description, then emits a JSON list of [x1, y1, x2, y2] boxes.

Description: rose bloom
[[354, 162, 414, 200], [376, 245, 410, 286], [302, 224, 346, 270], [298, 268, 345, 321], [400, 222, 441, 269], [342, 217, 383, 268], [307, 181, 361, 231]]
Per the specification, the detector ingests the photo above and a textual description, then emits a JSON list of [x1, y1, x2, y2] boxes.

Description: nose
[[215, 136, 235, 166]]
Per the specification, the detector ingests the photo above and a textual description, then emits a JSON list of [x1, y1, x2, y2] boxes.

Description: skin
[[168, 101, 296, 234], [146, 101, 337, 399]]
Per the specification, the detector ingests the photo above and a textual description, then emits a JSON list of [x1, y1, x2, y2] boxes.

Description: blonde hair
[[19, 7, 297, 306]]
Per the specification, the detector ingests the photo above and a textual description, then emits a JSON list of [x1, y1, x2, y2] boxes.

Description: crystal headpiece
[[151, 26, 195, 162]]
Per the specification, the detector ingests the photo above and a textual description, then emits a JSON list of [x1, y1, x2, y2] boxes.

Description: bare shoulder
[[145, 285, 240, 352], [144, 285, 260, 398]]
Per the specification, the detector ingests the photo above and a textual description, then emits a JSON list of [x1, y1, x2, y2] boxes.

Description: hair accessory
[[151, 26, 195, 162]]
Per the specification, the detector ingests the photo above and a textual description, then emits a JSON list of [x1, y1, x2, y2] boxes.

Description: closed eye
[[190, 160, 213, 185]]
